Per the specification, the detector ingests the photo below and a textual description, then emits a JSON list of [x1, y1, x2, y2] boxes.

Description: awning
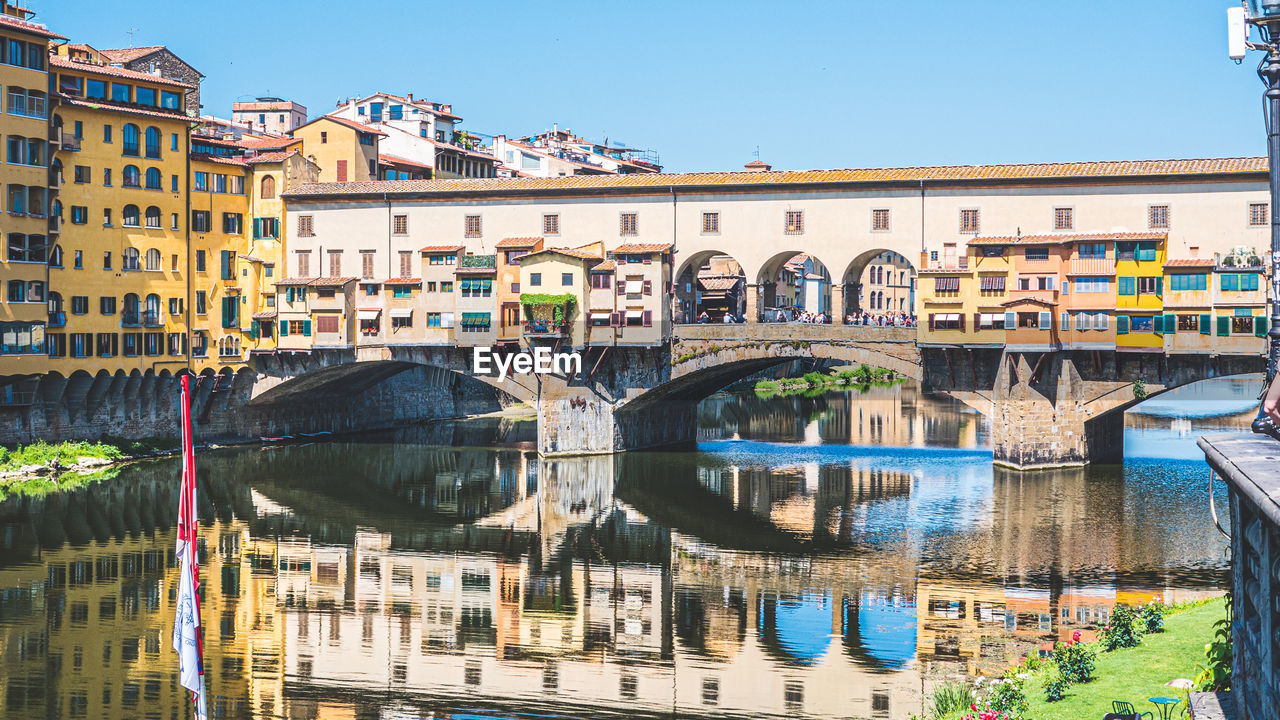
[[935, 313, 960, 322], [590, 312, 612, 320], [625, 281, 643, 294], [389, 309, 412, 318], [357, 310, 380, 320], [626, 310, 644, 319]]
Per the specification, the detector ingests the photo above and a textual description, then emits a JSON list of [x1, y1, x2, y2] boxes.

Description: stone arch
[[840, 248, 918, 321], [755, 590, 835, 667], [754, 250, 833, 322], [673, 249, 748, 324]]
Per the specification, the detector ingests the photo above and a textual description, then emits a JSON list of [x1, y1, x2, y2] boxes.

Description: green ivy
[[519, 293, 576, 308]]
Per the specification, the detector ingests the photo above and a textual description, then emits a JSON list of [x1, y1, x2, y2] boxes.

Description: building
[[0, 2, 61, 376], [290, 115, 385, 183], [857, 251, 915, 317], [330, 92, 499, 179], [518, 244, 604, 345], [495, 237, 543, 343], [231, 97, 306, 135], [493, 126, 661, 178], [189, 150, 251, 368], [95, 45, 204, 116]]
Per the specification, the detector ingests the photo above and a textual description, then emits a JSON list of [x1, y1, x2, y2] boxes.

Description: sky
[[36, 0, 1268, 173]]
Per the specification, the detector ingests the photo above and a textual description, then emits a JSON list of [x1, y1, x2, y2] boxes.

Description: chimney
[[744, 159, 772, 172], [407, 92, 413, 101]]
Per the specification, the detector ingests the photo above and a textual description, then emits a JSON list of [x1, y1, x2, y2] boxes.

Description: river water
[[0, 377, 1253, 720]]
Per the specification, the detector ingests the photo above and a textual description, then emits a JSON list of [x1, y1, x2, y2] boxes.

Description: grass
[[0, 465, 123, 502], [0, 440, 124, 472], [1024, 597, 1225, 720]]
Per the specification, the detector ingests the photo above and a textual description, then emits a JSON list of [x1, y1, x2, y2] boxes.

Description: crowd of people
[[845, 311, 917, 327], [691, 309, 916, 326]]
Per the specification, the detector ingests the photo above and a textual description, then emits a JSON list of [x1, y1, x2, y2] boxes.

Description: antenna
[[752, 145, 761, 161], [125, 27, 140, 48]]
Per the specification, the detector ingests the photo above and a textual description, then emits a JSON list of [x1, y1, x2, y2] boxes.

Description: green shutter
[[1152, 315, 1163, 333], [253, 218, 262, 239], [302, 319, 311, 336], [1155, 277, 1163, 295], [249, 323, 259, 340], [220, 250, 232, 280], [1199, 314, 1211, 334], [1117, 315, 1129, 334], [1118, 277, 1134, 295], [280, 320, 288, 336], [1257, 315, 1269, 337], [1164, 314, 1176, 334], [1217, 316, 1229, 336]]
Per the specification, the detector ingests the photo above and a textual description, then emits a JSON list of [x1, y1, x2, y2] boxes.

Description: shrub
[[1043, 671, 1068, 703], [1099, 604, 1142, 651], [1053, 640, 1096, 684], [801, 371, 828, 387], [987, 677, 1028, 716], [1194, 611, 1233, 692], [927, 681, 973, 718], [1139, 601, 1167, 634]]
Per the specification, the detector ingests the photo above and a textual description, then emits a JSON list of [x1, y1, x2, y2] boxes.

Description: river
[[0, 377, 1252, 720]]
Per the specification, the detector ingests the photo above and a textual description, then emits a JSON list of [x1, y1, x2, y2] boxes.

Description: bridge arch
[[755, 250, 833, 322], [840, 248, 917, 320], [673, 249, 748, 323]]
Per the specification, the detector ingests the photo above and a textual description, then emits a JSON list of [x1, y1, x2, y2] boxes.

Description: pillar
[[830, 284, 844, 323], [745, 283, 762, 323]]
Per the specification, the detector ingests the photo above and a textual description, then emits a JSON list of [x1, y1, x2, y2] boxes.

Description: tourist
[[698, 311, 710, 324], [722, 312, 733, 323]]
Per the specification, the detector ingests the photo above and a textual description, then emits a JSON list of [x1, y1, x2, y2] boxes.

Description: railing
[[1068, 257, 1115, 275], [61, 133, 80, 151], [47, 311, 65, 328], [120, 312, 141, 328], [523, 322, 567, 336], [48, 215, 60, 233], [143, 311, 163, 327]]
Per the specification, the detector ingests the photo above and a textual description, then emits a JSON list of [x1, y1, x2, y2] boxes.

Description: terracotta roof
[[252, 310, 277, 319], [50, 55, 195, 89], [350, 92, 462, 121], [237, 254, 265, 263], [274, 277, 313, 286], [244, 150, 298, 165], [1001, 296, 1057, 308], [192, 154, 248, 168], [55, 96, 189, 122], [240, 136, 302, 150], [612, 243, 673, 254], [309, 276, 358, 287], [1164, 258, 1216, 268], [496, 236, 542, 248], [384, 278, 421, 284], [419, 245, 465, 253], [0, 13, 66, 39], [968, 231, 1169, 246], [295, 114, 387, 137], [699, 277, 741, 291], [98, 46, 166, 63], [592, 260, 616, 272], [379, 153, 432, 170], [283, 158, 1268, 200], [526, 247, 602, 261]]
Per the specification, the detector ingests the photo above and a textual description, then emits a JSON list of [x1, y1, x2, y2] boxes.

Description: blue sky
[[39, 0, 1263, 173]]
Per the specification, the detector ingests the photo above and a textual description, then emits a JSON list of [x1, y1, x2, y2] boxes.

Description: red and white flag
[[172, 374, 208, 720]]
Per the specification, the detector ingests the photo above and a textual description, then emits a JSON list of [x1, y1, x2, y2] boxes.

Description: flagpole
[[174, 374, 208, 719]]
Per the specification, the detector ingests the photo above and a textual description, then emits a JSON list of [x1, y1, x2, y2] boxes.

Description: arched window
[[144, 293, 161, 324], [144, 207, 161, 229], [122, 247, 140, 270], [48, 245, 62, 267], [144, 126, 161, 158], [122, 204, 140, 227], [260, 175, 276, 199], [145, 248, 161, 269], [123, 165, 141, 188], [51, 158, 63, 184], [122, 123, 140, 156], [47, 291, 62, 312], [218, 335, 240, 358], [145, 167, 161, 189], [122, 293, 140, 324]]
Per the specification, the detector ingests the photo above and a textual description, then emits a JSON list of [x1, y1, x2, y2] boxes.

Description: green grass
[[0, 440, 124, 472], [1025, 598, 1225, 720], [0, 465, 124, 502]]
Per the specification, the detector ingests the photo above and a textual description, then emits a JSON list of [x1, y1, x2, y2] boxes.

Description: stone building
[[97, 45, 204, 116]]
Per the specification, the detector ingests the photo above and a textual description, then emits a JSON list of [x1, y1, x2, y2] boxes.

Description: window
[[103, 251, 112, 269], [960, 208, 980, 233], [144, 206, 161, 229], [144, 127, 161, 158], [260, 175, 276, 199], [316, 315, 339, 334], [561, 272, 573, 286], [1169, 273, 1207, 291], [103, 168, 111, 186], [391, 284, 413, 299], [220, 251, 236, 280], [702, 212, 719, 234], [1148, 204, 1169, 229], [465, 215, 482, 237], [223, 213, 243, 234], [1251, 202, 1268, 226], [460, 313, 491, 332], [392, 214, 408, 235], [193, 171, 208, 192], [1053, 207, 1073, 230], [253, 217, 279, 239], [144, 167, 161, 190], [1178, 314, 1199, 332], [0, 321, 44, 355], [327, 250, 343, 276], [529, 272, 542, 287], [122, 165, 140, 187], [122, 123, 139, 156], [194, 291, 207, 315], [543, 213, 560, 235], [69, 295, 88, 315], [784, 210, 803, 234], [73, 165, 90, 183], [872, 208, 890, 231], [1078, 242, 1106, 259], [296, 251, 311, 277], [193, 250, 206, 273], [1137, 276, 1161, 295], [929, 313, 964, 330], [98, 333, 118, 357], [102, 123, 112, 143], [191, 211, 211, 233], [590, 272, 611, 289], [6, 233, 45, 262], [1118, 276, 1135, 295], [1232, 315, 1258, 335], [1024, 246, 1049, 262], [460, 278, 492, 297], [619, 212, 638, 236], [122, 205, 141, 228], [297, 215, 314, 236], [169, 297, 183, 315], [74, 250, 82, 268], [398, 251, 412, 277], [1074, 277, 1110, 293], [145, 248, 161, 270], [360, 251, 375, 278]]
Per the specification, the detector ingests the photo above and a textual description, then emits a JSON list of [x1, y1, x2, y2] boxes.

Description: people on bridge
[[698, 311, 710, 323]]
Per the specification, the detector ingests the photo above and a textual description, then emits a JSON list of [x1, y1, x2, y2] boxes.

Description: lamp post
[[1244, 1, 1280, 438]]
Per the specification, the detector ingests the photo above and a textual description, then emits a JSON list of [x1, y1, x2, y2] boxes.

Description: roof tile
[[612, 243, 672, 254], [968, 231, 1169, 246], [50, 55, 195, 89], [419, 245, 465, 253], [496, 236, 542, 248]]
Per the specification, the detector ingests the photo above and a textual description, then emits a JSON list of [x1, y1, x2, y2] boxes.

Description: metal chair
[[1103, 700, 1153, 720]]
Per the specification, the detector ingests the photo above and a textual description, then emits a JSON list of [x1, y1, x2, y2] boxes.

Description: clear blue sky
[[38, 0, 1264, 173]]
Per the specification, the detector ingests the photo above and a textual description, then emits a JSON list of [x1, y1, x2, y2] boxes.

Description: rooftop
[[968, 231, 1169, 246], [612, 243, 673, 254], [50, 55, 195, 89], [496, 237, 542, 248], [283, 157, 1267, 200], [0, 11, 65, 39]]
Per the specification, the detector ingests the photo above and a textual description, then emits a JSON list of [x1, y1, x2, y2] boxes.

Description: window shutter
[[1155, 277, 1163, 295], [1199, 314, 1211, 335], [642, 280, 652, 296], [957, 313, 965, 331], [642, 310, 652, 327], [1004, 312, 1016, 328], [1217, 316, 1229, 336], [974, 313, 981, 330], [1153, 315, 1164, 333], [1038, 311, 1050, 329], [1117, 315, 1129, 334], [1257, 315, 1269, 337], [280, 320, 288, 336], [610, 312, 622, 327], [1164, 314, 1176, 334], [1061, 312, 1069, 329], [303, 319, 312, 336], [928, 314, 935, 331], [249, 323, 259, 340], [220, 251, 231, 280], [616, 282, 625, 296]]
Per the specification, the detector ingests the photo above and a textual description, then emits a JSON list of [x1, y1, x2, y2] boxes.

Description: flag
[[172, 374, 208, 720]]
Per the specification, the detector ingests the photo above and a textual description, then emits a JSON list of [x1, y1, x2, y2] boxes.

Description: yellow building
[[290, 115, 383, 183], [189, 153, 251, 370], [47, 47, 194, 374], [517, 243, 604, 345], [1114, 234, 1166, 351], [0, 5, 60, 374]]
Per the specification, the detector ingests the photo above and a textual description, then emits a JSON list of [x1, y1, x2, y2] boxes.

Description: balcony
[[120, 312, 141, 328], [1068, 257, 1115, 276], [61, 133, 80, 151], [523, 321, 567, 337], [48, 215, 60, 234], [47, 311, 65, 328], [143, 311, 163, 327]]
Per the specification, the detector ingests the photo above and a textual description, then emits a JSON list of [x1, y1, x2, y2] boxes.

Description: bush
[[987, 678, 1028, 716], [1139, 601, 1167, 634], [1053, 640, 1096, 684], [1100, 604, 1142, 652], [1194, 611, 1233, 692], [801, 371, 828, 387], [927, 681, 973, 718], [1043, 671, 1068, 703]]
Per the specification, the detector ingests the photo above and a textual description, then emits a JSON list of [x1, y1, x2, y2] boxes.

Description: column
[[745, 283, 762, 323], [830, 283, 845, 323]]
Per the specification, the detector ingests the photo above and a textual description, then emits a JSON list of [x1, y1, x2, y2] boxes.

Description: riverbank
[[0, 438, 179, 499], [754, 365, 900, 397]]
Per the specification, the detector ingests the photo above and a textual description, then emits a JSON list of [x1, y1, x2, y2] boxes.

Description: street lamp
[[1238, 2, 1280, 438]]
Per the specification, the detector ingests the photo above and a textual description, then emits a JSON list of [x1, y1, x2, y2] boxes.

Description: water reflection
[[0, 381, 1231, 720]]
